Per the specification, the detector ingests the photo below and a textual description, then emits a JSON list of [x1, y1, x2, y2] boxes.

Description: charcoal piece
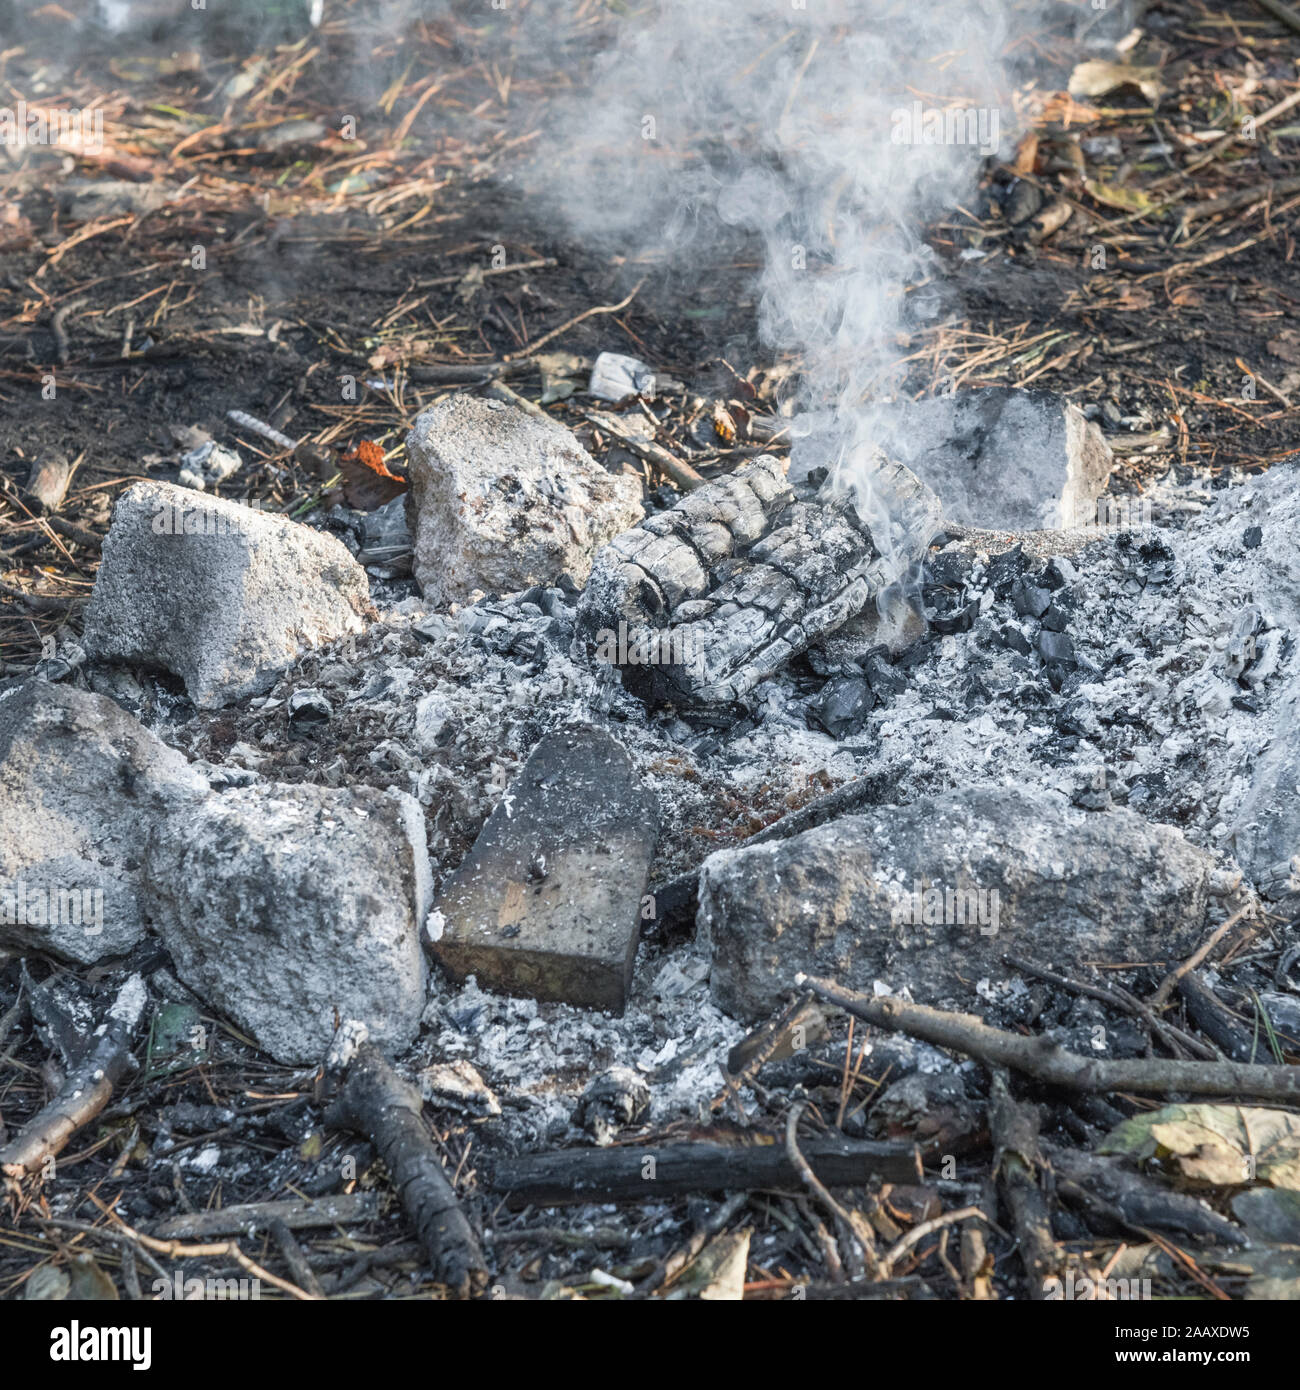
[[574, 1065, 652, 1146], [809, 674, 875, 739], [999, 622, 1033, 656], [1041, 589, 1079, 632], [985, 543, 1026, 597], [930, 598, 980, 635], [1012, 579, 1052, 620], [576, 453, 938, 705], [1243, 525, 1263, 550], [863, 652, 907, 700], [287, 687, 332, 735], [1037, 630, 1076, 666], [1043, 555, 1079, 590], [924, 549, 971, 590]]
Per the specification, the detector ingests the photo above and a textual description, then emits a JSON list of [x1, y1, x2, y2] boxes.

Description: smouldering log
[[576, 452, 938, 705]]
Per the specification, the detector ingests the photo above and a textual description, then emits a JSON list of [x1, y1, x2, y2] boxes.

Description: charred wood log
[[324, 1033, 487, 1299], [575, 452, 939, 706], [1176, 971, 1257, 1062], [989, 1071, 1060, 1299], [485, 1136, 921, 1208], [1044, 1143, 1244, 1246]]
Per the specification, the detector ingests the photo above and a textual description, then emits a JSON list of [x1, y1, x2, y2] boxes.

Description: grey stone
[[889, 388, 1114, 531], [0, 682, 207, 963], [1233, 670, 1300, 902], [83, 481, 371, 709], [144, 781, 432, 1064], [430, 726, 658, 1012], [697, 785, 1215, 1021], [405, 396, 643, 605]]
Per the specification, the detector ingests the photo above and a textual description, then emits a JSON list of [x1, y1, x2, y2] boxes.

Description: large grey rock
[[887, 388, 1113, 531], [405, 396, 643, 605], [431, 726, 658, 1012], [698, 785, 1214, 1021], [1202, 465, 1300, 898], [144, 782, 432, 1064], [0, 682, 207, 963], [83, 481, 371, 708], [1232, 670, 1300, 901]]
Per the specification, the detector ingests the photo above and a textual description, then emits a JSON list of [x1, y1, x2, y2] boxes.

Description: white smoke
[[528, 0, 1022, 581]]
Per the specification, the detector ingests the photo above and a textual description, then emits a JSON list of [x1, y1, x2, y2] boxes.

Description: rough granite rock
[[0, 682, 207, 963], [698, 784, 1215, 1021], [144, 781, 432, 1064], [890, 387, 1114, 531], [431, 725, 659, 1011], [1213, 465, 1300, 899], [406, 395, 644, 605], [83, 480, 371, 708]]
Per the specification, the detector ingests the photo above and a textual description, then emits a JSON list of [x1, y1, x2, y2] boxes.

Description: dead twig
[[797, 974, 1300, 1103], [507, 278, 645, 360], [582, 408, 706, 491], [1004, 953, 1216, 1060], [0, 975, 146, 1181], [149, 1193, 379, 1241], [1251, 0, 1300, 36], [1149, 903, 1257, 1008], [415, 257, 556, 288], [784, 1101, 879, 1280], [323, 1034, 487, 1299], [879, 1205, 985, 1278]]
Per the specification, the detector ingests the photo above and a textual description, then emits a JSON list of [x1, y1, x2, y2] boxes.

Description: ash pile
[[3, 382, 1300, 1301]]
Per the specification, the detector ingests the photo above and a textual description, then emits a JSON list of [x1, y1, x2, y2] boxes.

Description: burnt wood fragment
[[325, 1040, 487, 1298], [575, 453, 939, 705], [485, 1136, 922, 1207]]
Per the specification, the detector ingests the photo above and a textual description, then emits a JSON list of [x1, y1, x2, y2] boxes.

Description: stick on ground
[[0, 974, 147, 1180], [324, 1036, 487, 1299], [797, 974, 1300, 1102]]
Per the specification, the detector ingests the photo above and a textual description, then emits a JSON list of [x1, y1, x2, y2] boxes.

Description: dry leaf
[[1013, 131, 1039, 175], [339, 439, 407, 511], [1101, 1104, 1300, 1189], [1084, 178, 1158, 215], [1068, 59, 1163, 106]]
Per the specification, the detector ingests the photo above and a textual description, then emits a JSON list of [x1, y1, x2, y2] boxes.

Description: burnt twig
[[323, 1031, 487, 1299], [989, 1070, 1060, 1299], [486, 1136, 921, 1208]]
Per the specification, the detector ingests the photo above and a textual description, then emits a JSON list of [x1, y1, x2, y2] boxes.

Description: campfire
[[1, 0, 1300, 1328]]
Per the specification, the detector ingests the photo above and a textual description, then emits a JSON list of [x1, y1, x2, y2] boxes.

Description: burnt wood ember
[[575, 453, 939, 705], [485, 1136, 922, 1208]]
